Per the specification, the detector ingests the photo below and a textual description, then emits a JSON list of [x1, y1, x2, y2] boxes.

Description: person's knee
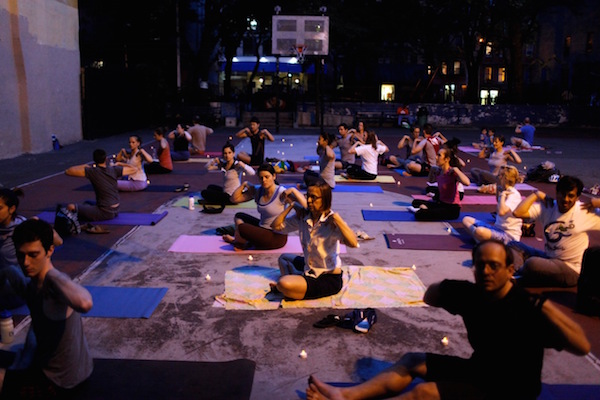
[[462, 216, 474, 227], [473, 226, 491, 241], [408, 382, 439, 399]]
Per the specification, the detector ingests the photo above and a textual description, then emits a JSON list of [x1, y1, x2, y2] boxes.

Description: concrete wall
[[0, 0, 81, 160]]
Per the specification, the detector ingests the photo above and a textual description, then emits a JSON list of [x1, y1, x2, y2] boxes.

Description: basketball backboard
[[271, 15, 329, 56]]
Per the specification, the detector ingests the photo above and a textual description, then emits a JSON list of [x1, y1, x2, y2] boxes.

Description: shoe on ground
[[407, 206, 420, 213], [354, 308, 377, 333]]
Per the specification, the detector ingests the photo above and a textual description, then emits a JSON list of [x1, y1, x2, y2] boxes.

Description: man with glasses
[[306, 239, 590, 400]]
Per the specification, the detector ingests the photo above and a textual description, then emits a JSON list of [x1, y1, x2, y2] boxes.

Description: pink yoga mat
[[168, 235, 347, 254], [412, 194, 499, 205]]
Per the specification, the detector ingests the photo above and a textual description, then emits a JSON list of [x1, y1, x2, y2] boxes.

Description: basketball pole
[[275, 55, 280, 133]]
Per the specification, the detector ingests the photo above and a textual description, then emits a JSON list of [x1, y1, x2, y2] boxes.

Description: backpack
[[54, 205, 81, 237], [525, 161, 560, 183], [576, 247, 600, 316]]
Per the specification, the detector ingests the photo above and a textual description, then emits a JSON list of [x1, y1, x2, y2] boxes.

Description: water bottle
[[52, 134, 60, 151], [151, 146, 158, 161], [0, 310, 14, 344], [188, 195, 195, 210]]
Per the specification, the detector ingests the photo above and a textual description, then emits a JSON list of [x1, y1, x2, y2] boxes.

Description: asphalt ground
[[0, 124, 599, 399]]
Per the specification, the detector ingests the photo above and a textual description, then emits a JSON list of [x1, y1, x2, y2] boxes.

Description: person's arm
[[138, 148, 153, 163], [207, 127, 214, 135], [452, 167, 470, 186], [515, 124, 523, 134], [167, 130, 176, 140], [121, 164, 139, 176], [330, 212, 358, 248], [45, 268, 93, 313], [65, 163, 90, 177], [324, 144, 336, 162], [260, 129, 275, 142], [230, 181, 255, 204], [539, 298, 590, 355], [184, 131, 192, 142], [423, 281, 443, 307], [205, 158, 220, 171], [397, 135, 411, 149], [497, 190, 512, 216], [236, 127, 250, 138], [281, 187, 307, 209], [348, 141, 361, 155], [115, 148, 128, 162], [432, 131, 448, 143], [505, 149, 522, 164], [271, 202, 298, 231], [411, 138, 427, 155], [513, 190, 552, 219], [237, 160, 256, 176], [580, 197, 600, 212]]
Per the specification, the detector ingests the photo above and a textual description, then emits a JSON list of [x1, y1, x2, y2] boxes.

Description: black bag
[[525, 162, 560, 183], [54, 205, 81, 237], [576, 247, 600, 316]]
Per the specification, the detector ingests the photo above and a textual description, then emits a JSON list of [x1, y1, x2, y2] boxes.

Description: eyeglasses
[[473, 261, 505, 271], [306, 194, 322, 200]]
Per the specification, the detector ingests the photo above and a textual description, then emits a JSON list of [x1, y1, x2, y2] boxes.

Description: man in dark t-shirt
[[235, 116, 274, 166], [65, 149, 137, 221], [307, 240, 590, 400]]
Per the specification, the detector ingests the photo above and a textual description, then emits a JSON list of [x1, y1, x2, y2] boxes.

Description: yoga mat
[[75, 184, 184, 193], [464, 182, 537, 191], [335, 175, 396, 183], [168, 235, 348, 254], [362, 209, 494, 222], [11, 286, 168, 318], [75, 358, 255, 399], [385, 233, 474, 251], [458, 145, 482, 153], [37, 211, 168, 226], [412, 194, 507, 205], [214, 265, 426, 310], [333, 185, 384, 193], [171, 194, 255, 209]]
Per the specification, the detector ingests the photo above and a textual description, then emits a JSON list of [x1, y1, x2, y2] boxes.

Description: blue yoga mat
[[11, 286, 168, 318], [333, 185, 384, 193], [362, 210, 494, 222], [37, 210, 168, 226]]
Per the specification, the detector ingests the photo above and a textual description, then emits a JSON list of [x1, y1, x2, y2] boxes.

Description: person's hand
[[580, 199, 598, 213], [499, 190, 509, 200], [535, 191, 554, 208]]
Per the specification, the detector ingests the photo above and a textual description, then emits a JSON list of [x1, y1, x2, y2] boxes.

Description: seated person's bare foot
[[267, 282, 281, 295], [306, 375, 345, 400], [222, 234, 235, 244], [222, 234, 248, 250]]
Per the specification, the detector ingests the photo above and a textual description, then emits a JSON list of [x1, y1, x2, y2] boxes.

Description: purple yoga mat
[[168, 235, 348, 254], [385, 233, 474, 251], [412, 194, 499, 205], [37, 210, 168, 226]]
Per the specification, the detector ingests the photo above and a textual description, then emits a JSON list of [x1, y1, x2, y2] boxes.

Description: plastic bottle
[[188, 195, 195, 210], [151, 146, 158, 161], [52, 134, 60, 151], [0, 310, 14, 345]]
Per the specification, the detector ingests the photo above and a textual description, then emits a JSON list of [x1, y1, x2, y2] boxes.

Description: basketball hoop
[[293, 44, 306, 64]]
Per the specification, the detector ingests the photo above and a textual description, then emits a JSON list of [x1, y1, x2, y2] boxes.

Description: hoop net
[[293, 45, 306, 64]]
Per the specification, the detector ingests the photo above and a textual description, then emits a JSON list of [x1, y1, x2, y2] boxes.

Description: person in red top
[[408, 147, 470, 221], [145, 127, 173, 174]]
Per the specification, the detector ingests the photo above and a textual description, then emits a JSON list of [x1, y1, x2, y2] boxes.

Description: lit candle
[[248, 255, 253, 261], [441, 336, 449, 346], [205, 274, 211, 281], [299, 350, 307, 359]]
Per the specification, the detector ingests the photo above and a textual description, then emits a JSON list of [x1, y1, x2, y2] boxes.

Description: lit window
[[490, 90, 499, 105], [454, 61, 461, 75], [485, 42, 492, 56], [498, 68, 506, 83], [485, 67, 493, 82], [480, 90, 489, 105], [441, 62, 447, 75], [427, 65, 432, 75], [380, 84, 395, 101]]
